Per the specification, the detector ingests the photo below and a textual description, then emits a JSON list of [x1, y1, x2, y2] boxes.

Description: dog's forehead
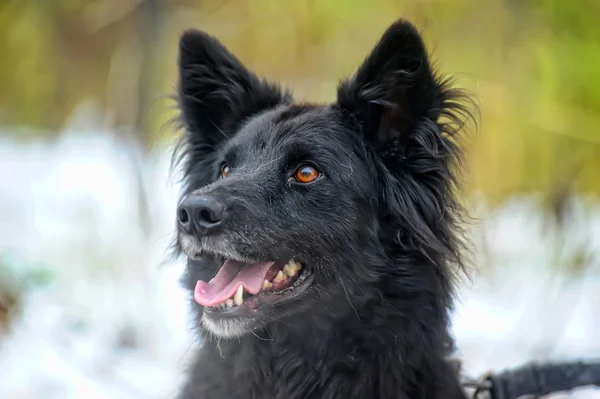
[[229, 104, 348, 152]]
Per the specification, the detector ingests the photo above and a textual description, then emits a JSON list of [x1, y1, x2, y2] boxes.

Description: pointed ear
[[178, 30, 291, 147], [337, 20, 445, 149]]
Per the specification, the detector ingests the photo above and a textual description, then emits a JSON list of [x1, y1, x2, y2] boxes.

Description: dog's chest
[[231, 340, 363, 399], [196, 341, 330, 398]]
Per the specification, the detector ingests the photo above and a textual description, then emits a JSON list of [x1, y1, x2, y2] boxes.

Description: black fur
[[172, 19, 473, 399]]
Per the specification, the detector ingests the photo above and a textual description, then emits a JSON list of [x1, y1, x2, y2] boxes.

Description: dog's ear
[[337, 20, 445, 150], [178, 30, 291, 147]]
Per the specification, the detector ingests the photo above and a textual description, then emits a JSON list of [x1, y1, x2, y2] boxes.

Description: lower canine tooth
[[262, 279, 273, 290], [274, 270, 286, 283], [226, 299, 233, 308], [234, 285, 244, 306]]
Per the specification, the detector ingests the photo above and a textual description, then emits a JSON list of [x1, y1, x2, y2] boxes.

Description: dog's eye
[[220, 164, 230, 178], [294, 165, 320, 184]]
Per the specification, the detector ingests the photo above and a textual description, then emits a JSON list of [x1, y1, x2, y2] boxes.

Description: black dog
[[173, 18, 472, 399]]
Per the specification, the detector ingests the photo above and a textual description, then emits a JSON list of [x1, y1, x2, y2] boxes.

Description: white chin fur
[[201, 313, 253, 339]]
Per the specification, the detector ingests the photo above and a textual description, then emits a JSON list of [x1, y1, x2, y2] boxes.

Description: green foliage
[[0, 0, 599, 202]]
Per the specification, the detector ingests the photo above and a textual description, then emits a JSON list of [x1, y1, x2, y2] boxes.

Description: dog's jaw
[[201, 313, 256, 339], [180, 233, 317, 339]]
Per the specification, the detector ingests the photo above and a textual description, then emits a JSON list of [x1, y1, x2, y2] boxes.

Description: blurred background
[[0, 0, 599, 398]]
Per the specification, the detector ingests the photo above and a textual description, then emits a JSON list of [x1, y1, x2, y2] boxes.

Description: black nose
[[177, 195, 226, 234]]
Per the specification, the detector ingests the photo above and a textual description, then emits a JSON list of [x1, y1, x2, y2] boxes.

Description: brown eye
[[294, 165, 320, 184], [220, 164, 230, 178]]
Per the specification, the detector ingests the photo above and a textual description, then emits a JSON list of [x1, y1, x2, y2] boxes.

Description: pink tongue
[[194, 260, 276, 307]]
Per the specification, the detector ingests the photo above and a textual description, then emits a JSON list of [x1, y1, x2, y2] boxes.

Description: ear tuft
[[337, 20, 441, 147], [178, 29, 291, 147]]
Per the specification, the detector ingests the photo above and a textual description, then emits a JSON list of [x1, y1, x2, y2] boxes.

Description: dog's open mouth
[[194, 259, 312, 311]]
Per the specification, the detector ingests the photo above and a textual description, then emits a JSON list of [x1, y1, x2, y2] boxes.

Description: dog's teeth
[[283, 260, 301, 277], [234, 285, 244, 306], [262, 279, 273, 290], [226, 299, 233, 308], [274, 270, 287, 283], [283, 264, 294, 277]]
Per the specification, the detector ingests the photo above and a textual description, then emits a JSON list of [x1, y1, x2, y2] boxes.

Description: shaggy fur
[[173, 18, 473, 399]]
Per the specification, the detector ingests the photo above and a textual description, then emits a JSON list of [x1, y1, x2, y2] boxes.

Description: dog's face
[[175, 20, 466, 338], [177, 105, 380, 337]]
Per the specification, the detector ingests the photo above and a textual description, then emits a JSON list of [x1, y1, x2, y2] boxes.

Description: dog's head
[[174, 20, 470, 338]]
